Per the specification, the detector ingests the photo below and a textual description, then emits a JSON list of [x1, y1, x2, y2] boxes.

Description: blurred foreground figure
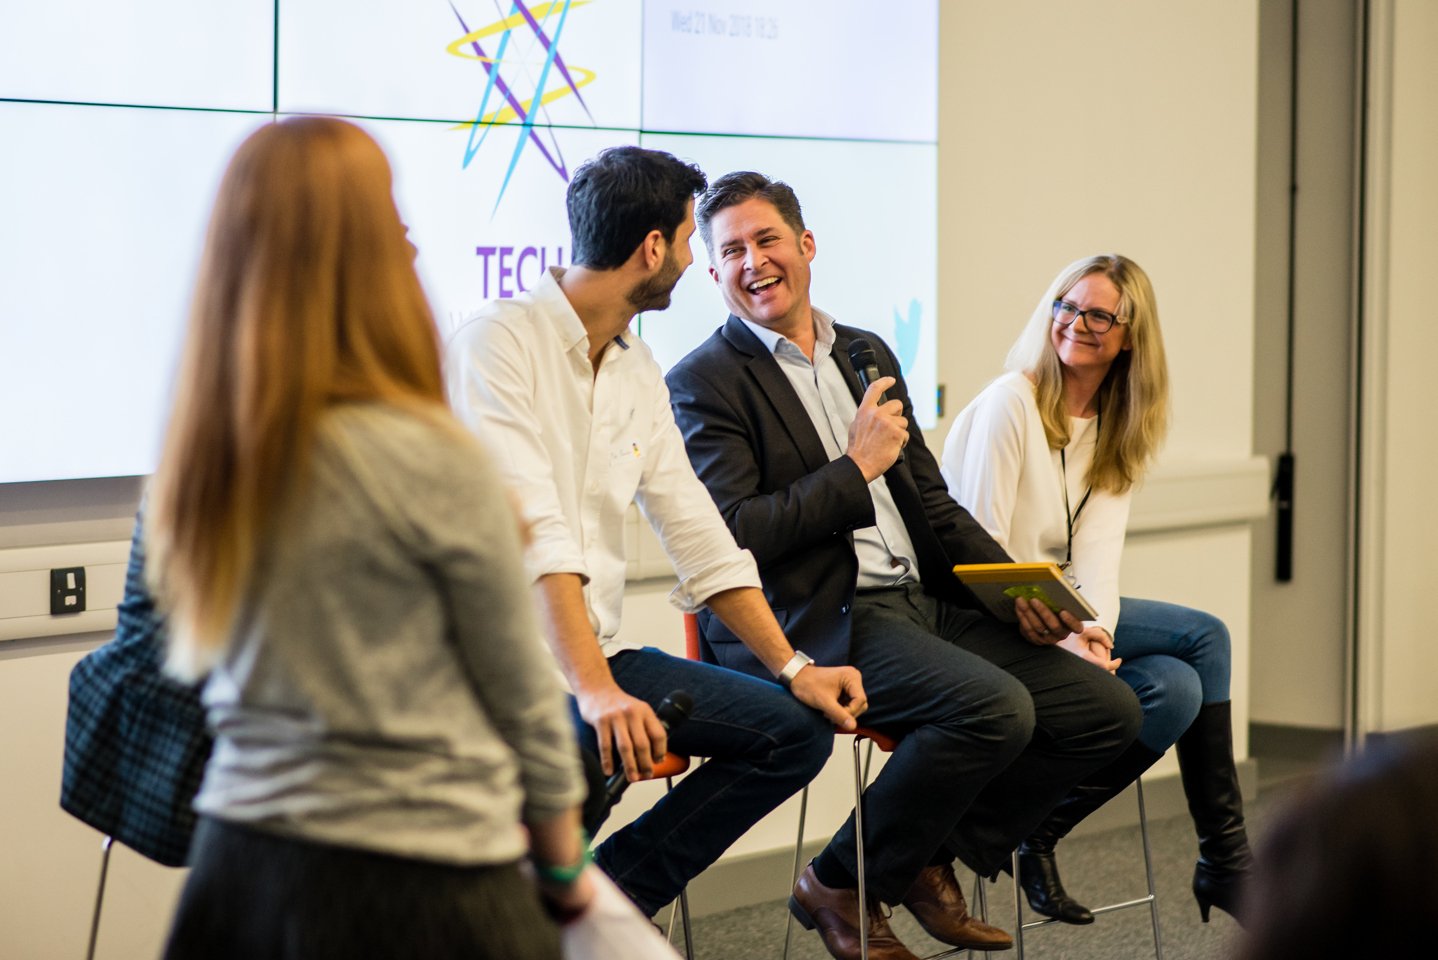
[[1237, 731, 1438, 960]]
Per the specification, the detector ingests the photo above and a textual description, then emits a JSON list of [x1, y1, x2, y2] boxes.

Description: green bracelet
[[534, 830, 592, 886]]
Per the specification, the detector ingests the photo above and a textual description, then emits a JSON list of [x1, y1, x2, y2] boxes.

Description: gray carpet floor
[[674, 759, 1317, 960]]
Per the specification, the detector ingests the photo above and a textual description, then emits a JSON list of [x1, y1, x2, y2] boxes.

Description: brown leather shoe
[[901, 862, 1014, 950], [789, 864, 921, 960]]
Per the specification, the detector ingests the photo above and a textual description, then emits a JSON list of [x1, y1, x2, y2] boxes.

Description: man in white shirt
[[447, 147, 866, 919], [667, 171, 1144, 960]]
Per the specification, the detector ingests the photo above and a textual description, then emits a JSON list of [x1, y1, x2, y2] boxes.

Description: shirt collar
[[738, 308, 837, 360], [536, 265, 630, 356]]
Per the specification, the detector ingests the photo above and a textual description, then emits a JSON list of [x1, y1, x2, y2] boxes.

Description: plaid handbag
[[60, 517, 211, 868]]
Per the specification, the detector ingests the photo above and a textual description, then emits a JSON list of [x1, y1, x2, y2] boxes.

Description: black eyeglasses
[[1052, 299, 1126, 334]]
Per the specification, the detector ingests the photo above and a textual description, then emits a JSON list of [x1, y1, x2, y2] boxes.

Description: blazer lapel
[[722, 316, 832, 476]]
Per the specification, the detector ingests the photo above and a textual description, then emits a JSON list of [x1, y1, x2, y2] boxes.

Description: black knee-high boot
[[1175, 700, 1253, 926], [1017, 741, 1165, 924]]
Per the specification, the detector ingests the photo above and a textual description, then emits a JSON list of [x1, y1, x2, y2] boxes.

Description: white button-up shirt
[[738, 312, 920, 589], [447, 267, 762, 657]]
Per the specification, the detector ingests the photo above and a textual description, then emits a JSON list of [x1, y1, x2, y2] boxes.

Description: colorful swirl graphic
[[447, 1, 597, 212]]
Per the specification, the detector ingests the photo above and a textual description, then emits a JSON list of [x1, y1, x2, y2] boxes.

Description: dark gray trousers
[[819, 583, 1143, 902]]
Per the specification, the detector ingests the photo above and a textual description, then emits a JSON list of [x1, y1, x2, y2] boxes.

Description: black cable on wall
[[1273, 0, 1300, 583]]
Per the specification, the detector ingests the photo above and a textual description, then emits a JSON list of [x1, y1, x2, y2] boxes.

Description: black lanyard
[[1059, 405, 1100, 570]]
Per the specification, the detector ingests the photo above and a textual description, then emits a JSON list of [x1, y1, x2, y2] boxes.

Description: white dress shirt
[[738, 311, 920, 589], [446, 267, 762, 657], [941, 371, 1130, 633]]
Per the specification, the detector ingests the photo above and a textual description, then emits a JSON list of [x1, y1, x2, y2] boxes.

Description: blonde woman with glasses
[[148, 117, 590, 959], [942, 254, 1252, 927]]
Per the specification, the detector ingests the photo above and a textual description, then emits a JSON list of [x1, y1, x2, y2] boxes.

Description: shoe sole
[[788, 895, 817, 931], [905, 907, 1017, 950], [1028, 907, 1095, 925], [1021, 894, 1094, 925]]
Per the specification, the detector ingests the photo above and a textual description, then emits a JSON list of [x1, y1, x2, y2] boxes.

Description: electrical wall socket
[[0, 541, 128, 642], [50, 566, 87, 615]]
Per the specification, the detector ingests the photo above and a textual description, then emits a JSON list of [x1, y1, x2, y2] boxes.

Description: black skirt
[[163, 817, 562, 960]]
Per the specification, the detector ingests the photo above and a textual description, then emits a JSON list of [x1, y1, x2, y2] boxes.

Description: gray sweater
[[194, 403, 583, 866]]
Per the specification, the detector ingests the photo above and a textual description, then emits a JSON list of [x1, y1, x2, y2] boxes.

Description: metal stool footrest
[[969, 776, 1164, 960]]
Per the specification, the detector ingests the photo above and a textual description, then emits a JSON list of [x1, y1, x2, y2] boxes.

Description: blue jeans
[[1113, 598, 1232, 752], [570, 647, 832, 916]]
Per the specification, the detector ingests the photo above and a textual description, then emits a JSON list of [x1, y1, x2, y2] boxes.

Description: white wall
[[1125, 526, 1254, 769], [0, 633, 188, 960], [1356, 0, 1438, 734], [0, 481, 177, 960], [937, 1, 1258, 462], [1247, 0, 1356, 732], [937, 0, 1262, 772]]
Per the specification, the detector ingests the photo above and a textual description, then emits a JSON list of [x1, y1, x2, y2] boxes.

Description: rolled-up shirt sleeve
[[636, 371, 763, 612], [447, 313, 590, 586]]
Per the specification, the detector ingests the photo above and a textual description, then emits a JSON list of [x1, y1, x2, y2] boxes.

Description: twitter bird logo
[[894, 298, 922, 377]]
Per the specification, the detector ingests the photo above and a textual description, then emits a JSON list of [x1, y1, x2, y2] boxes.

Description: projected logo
[[894, 298, 922, 377], [447, 1, 597, 213]]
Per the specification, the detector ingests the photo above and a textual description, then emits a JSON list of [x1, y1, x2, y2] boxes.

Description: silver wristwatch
[[777, 649, 815, 687]]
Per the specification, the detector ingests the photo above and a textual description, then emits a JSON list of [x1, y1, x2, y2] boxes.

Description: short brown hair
[[696, 171, 806, 256]]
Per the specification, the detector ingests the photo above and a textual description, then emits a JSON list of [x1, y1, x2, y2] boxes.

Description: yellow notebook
[[951, 562, 1098, 623]]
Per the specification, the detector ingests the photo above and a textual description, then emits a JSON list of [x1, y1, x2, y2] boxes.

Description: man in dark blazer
[[666, 171, 1143, 960]]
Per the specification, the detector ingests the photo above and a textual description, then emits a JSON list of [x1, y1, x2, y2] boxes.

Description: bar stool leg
[[86, 835, 114, 960], [1137, 778, 1165, 960], [657, 773, 696, 960], [782, 785, 810, 960], [999, 777, 1161, 960], [967, 871, 991, 960], [853, 736, 869, 960], [1011, 849, 1026, 960], [676, 888, 695, 960], [659, 886, 695, 960]]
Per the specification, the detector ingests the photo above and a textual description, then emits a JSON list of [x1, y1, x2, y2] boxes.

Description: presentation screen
[[637, 134, 938, 417], [640, 0, 937, 142], [0, 1, 273, 111], [0, 1, 937, 484]]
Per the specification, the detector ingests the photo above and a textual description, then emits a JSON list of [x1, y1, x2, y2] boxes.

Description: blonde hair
[[1005, 254, 1169, 494], [147, 117, 445, 678]]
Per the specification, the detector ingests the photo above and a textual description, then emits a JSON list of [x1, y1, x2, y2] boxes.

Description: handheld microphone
[[846, 338, 889, 403], [847, 338, 903, 464], [602, 690, 693, 806]]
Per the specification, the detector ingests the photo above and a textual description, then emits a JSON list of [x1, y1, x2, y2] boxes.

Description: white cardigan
[[941, 372, 1131, 634]]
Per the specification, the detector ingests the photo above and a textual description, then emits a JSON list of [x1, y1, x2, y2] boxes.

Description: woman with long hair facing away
[[941, 254, 1252, 926], [148, 117, 590, 960]]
